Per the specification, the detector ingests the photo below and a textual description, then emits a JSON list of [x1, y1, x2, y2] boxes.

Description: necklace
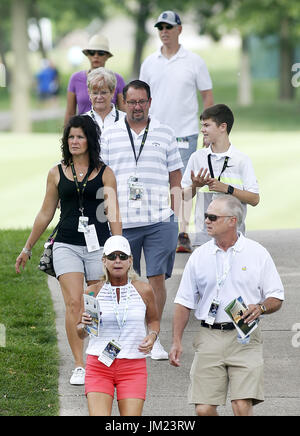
[[75, 167, 87, 178]]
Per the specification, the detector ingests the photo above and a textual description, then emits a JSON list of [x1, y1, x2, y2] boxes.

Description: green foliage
[[193, 0, 300, 40], [34, 0, 107, 40], [0, 229, 59, 416]]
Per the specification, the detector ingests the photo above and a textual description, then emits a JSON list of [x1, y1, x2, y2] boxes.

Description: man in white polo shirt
[[169, 195, 284, 416], [101, 79, 183, 360], [140, 10, 214, 253]]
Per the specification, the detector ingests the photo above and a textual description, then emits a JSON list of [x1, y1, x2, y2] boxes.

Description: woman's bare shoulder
[[131, 279, 154, 300], [84, 280, 106, 297]]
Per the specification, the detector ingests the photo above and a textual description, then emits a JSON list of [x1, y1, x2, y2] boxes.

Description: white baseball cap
[[154, 11, 182, 27], [103, 235, 131, 256]]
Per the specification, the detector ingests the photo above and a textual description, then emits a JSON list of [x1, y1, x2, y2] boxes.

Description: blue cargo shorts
[[123, 215, 178, 279]]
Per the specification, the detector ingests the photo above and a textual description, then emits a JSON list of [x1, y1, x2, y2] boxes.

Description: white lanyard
[[215, 249, 237, 299], [108, 283, 131, 333]]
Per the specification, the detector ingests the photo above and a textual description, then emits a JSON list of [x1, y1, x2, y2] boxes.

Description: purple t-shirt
[[67, 70, 126, 114]]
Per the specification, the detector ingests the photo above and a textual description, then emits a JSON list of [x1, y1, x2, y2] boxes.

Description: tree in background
[[3, 0, 107, 132], [11, 0, 31, 133], [3, 0, 299, 132], [193, 0, 300, 102]]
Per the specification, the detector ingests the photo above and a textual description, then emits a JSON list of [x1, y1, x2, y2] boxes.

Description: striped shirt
[[101, 116, 183, 228], [86, 281, 147, 359]]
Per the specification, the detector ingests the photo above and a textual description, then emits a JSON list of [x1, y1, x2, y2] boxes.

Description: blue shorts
[[53, 242, 103, 281], [178, 134, 199, 173], [123, 215, 178, 279]]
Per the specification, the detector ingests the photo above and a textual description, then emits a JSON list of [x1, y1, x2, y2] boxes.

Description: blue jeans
[[177, 134, 199, 173]]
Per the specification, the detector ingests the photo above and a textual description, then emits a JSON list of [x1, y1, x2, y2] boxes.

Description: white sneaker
[[151, 337, 169, 360], [70, 367, 85, 385]]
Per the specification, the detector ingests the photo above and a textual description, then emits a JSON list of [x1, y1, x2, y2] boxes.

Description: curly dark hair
[[61, 115, 103, 169]]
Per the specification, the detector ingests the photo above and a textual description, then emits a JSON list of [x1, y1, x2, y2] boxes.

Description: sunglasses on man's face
[[156, 24, 174, 31], [105, 253, 129, 261], [204, 213, 233, 222], [86, 50, 108, 57]]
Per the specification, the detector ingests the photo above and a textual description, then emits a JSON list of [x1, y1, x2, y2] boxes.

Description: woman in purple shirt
[[64, 34, 126, 126]]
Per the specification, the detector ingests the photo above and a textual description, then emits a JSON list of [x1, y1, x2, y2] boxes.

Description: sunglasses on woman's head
[[86, 50, 108, 56], [105, 253, 129, 261]]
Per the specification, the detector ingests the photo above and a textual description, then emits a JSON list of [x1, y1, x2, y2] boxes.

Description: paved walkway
[[48, 229, 300, 416]]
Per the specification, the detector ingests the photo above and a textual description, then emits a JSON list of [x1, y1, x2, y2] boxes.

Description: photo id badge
[[176, 138, 189, 149], [205, 298, 220, 325], [78, 216, 89, 233], [128, 176, 143, 208], [98, 339, 122, 367], [84, 224, 100, 252]]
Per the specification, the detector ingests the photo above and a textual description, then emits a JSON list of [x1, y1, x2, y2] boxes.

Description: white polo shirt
[[101, 116, 183, 228], [174, 233, 284, 323], [181, 144, 259, 242], [84, 106, 125, 132], [139, 45, 212, 138]]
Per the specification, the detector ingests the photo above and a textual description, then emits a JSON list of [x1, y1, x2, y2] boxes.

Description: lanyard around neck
[[215, 249, 237, 298], [90, 106, 119, 135], [109, 283, 131, 332], [208, 154, 229, 181], [70, 161, 93, 215], [125, 118, 150, 166]]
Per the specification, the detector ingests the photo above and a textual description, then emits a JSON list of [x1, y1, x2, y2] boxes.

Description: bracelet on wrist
[[22, 247, 32, 259], [148, 330, 159, 340]]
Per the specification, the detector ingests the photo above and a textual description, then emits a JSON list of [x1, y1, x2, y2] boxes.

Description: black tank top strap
[[98, 163, 106, 179], [58, 162, 63, 178]]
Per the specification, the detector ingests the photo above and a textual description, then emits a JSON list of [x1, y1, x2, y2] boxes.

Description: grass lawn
[[0, 127, 299, 231], [0, 229, 59, 416], [0, 133, 61, 229]]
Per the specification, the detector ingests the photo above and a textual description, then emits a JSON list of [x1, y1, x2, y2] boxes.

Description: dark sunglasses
[[105, 253, 129, 261], [204, 213, 233, 222], [86, 50, 108, 57], [156, 24, 174, 31]]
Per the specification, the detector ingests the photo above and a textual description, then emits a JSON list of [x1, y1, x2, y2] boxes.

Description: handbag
[[38, 223, 60, 277]]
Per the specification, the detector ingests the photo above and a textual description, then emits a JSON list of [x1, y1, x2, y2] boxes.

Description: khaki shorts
[[188, 326, 264, 406]]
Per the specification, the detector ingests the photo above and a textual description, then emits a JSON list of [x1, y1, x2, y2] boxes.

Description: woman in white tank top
[[77, 235, 160, 416]]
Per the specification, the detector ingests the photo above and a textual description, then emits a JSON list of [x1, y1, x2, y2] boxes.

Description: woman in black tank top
[[15, 115, 121, 384]]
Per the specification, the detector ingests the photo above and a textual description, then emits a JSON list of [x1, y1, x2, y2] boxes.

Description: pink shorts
[[85, 355, 147, 400]]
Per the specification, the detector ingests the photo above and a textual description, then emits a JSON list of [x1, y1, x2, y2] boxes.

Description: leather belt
[[200, 320, 235, 330]]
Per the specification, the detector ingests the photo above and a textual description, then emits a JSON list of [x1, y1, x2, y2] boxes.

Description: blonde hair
[[100, 256, 139, 283], [87, 67, 116, 93]]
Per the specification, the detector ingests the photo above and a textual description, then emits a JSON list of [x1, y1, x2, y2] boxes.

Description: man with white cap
[[64, 34, 126, 125], [140, 11, 214, 253]]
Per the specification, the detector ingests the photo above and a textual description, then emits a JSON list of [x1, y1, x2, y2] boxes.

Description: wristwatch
[[227, 185, 234, 195], [22, 247, 32, 259], [259, 304, 267, 314]]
